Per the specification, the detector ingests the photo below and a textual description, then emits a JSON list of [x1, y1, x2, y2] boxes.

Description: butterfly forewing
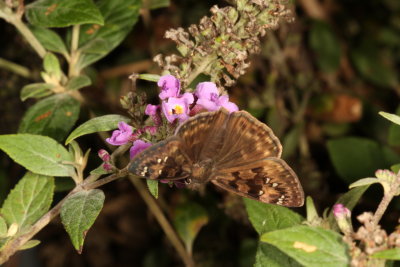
[[211, 158, 304, 207], [129, 137, 191, 180], [214, 111, 283, 169], [175, 109, 229, 162]]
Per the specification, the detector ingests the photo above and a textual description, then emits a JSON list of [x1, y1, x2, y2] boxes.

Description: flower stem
[[372, 177, 400, 225]]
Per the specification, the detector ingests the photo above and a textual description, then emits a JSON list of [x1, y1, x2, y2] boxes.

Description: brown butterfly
[[129, 109, 304, 207]]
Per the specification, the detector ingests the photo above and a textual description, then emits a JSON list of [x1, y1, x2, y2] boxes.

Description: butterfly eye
[[185, 178, 192, 185]]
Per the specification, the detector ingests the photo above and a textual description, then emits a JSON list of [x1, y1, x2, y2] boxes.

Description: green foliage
[[146, 180, 158, 199], [1, 173, 54, 232], [43, 52, 62, 79], [65, 75, 92, 91], [0, 217, 7, 237], [327, 137, 400, 183], [65, 114, 131, 144], [309, 20, 341, 72], [381, 111, 400, 126], [244, 198, 304, 235], [30, 26, 68, 55], [20, 83, 54, 101], [60, 189, 105, 253], [0, 134, 74, 177], [19, 239, 41, 250], [173, 202, 209, 254], [25, 0, 104, 28], [18, 94, 80, 142], [261, 226, 349, 267], [371, 248, 400, 260], [76, 0, 141, 70], [255, 243, 302, 267]]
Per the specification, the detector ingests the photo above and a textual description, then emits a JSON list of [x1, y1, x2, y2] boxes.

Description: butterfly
[[129, 109, 304, 207]]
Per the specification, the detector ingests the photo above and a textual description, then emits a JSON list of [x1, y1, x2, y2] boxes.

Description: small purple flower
[[145, 104, 159, 116], [194, 81, 238, 112], [333, 204, 351, 219], [106, 122, 133, 146], [130, 140, 152, 159], [162, 93, 194, 123], [158, 75, 180, 100], [98, 149, 110, 162], [333, 203, 353, 234], [102, 162, 113, 172], [144, 126, 157, 135]]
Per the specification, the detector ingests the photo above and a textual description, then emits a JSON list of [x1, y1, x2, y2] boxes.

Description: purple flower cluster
[[105, 74, 238, 164], [148, 74, 238, 124]]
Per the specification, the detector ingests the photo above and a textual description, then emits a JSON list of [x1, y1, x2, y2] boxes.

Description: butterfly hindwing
[[211, 158, 304, 207], [129, 136, 191, 180]]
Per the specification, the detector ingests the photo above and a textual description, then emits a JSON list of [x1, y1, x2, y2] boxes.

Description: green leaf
[[66, 75, 92, 91], [309, 21, 341, 73], [19, 239, 41, 250], [255, 242, 302, 267], [30, 26, 68, 55], [61, 189, 105, 253], [147, 0, 170, 9], [306, 196, 319, 222], [391, 163, 400, 173], [0, 216, 7, 237], [19, 94, 80, 142], [65, 114, 130, 144], [173, 202, 209, 254], [244, 198, 303, 235], [1, 172, 54, 232], [43, 53, 61, 79], [349, 178, 379, 189], [139, 74, 161, 82], [90, 165, 110, 176], [261, 226, 349, 267], [0, 134, 74, 177], [25, 0, 104, 28], [20, 83, 54, 101], [371, 248, 400, 260], [350, 43, 398, 88], [76, 0, 141, 69], [327, 137, 399, 183], [380, 111, 400, 126], [146, 180, 158, 199]]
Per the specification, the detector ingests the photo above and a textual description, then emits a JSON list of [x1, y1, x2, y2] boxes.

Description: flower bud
[[333, 204, 353, 234]]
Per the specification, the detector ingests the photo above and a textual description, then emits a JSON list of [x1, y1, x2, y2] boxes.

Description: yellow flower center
[[173, 105, 184, 115]]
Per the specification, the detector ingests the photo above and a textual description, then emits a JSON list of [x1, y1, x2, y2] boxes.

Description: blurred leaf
[[309, 21, 341, 72], [244, 198, 303, 235], [0, 134, 74, 177], [30, 26, 68, 55], [306, 196, 318, 222], [0, 237, 11, 250], [261, 226, 349, 267], [1, 173, 54, 232], [384, 108, 400, 146], [255, 242, 302, 267], [20, 83, 54, 101], [350, 43, 398, 88], [25, 0, 104, 28], [76, 0, 141, 70], [19, 94, 80, 142], [65, 114, 130, 144], [66, 75, 92, 91], [19, 239, 41, 250], [0, 216, 7, 237], [391, 163, 400, 173], [173, 202, 208, 254], [371, 248, 400, 260], [349, 178, 379, 189], [43, 53, 61, 79], [282, 126, 300, 159], [61, 189, 105, 253], [146, 180, 158, 199], [0, 169, 8, 206], [139, 74, 161, 82], [147, 0, 170, 9], [239, 238, 257, 267], [327, 137, 400, 183]]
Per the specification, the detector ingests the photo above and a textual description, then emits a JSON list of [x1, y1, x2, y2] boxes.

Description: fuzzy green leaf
[[255, 242, 302, 267], [0, 216, 7, 237], [76, 0, 141, 69], [30, 26, 68, 55], [0, 134, 74, 177], [349, 178, 379, 189], [173, 202, 209, 254], [19, 239, 41, 250], [65, 114, 130, 144], [61, 189, 105, 253], [1, 173, 54, 232], [43, 53, 61, 79], [66, 75, 92, 91], [25, 0, 104, 28], [19, 94, 80, 142], [371, 248, 400, 260], [261, 226, 349, 267], [146, 180, 158, 199], [20, 83, 54, 101], [244, 198, 304, 235]]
